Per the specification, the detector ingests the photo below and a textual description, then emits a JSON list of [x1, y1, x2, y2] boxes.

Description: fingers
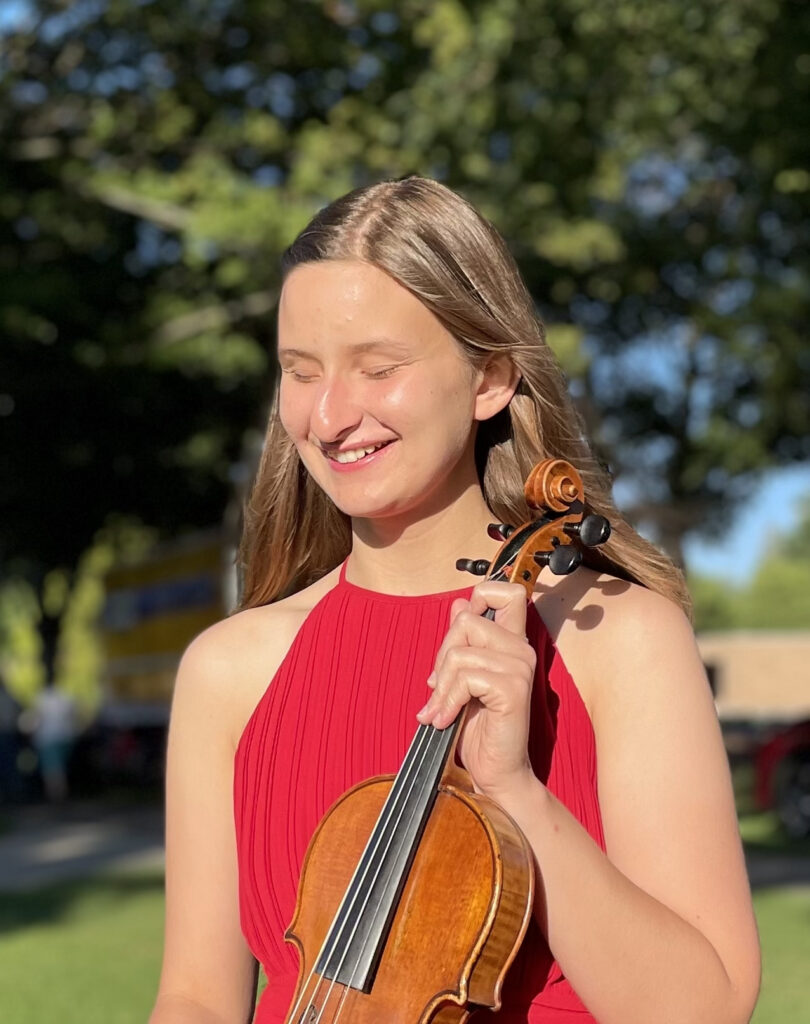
[[438, 586, 533, 677], [417, 647, 534, 729], [418, 581, 534, 729], [464, 581, 529, 636]]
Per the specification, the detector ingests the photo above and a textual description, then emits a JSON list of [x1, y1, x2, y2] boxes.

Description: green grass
[[752, 887, 810, 1024], [0, 871, 164, 1024], [0, 861, 807, 1022]]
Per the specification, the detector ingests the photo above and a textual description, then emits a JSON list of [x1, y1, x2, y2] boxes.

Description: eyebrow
[[278, 338, 413, 360]]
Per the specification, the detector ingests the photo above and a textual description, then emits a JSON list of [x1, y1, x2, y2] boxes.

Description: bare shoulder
[[173, 567, 341, 750], [532, 566, 699, 719]]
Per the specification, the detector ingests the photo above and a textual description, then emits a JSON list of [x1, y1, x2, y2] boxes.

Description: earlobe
[[474, 356, 521, 422]]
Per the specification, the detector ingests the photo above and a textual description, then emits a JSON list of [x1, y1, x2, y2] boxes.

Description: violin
[[283, 459, 610, 1024]]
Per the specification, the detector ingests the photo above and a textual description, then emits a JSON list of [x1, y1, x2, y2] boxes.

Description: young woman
[[149, 177, 760, 1024]]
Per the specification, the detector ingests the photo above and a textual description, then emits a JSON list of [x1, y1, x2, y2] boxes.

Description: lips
[[323, 441, 392, 464], [319, 439, 396, 472]]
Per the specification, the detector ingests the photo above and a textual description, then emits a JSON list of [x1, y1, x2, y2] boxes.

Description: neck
[[346, 479, 504, 596]]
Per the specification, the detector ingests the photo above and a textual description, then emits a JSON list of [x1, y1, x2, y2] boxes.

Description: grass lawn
[[0, 871, 165, 1024], [0, 858, 807, 1022], [752, 886, 810, 1024]]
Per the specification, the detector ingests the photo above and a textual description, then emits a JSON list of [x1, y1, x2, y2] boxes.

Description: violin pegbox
[[456, 459, 611, 598]]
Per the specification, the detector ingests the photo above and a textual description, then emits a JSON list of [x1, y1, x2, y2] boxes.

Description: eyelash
[[281, 366, 400, 382], [281, 369, 317, 383], [365, 365, 399, 379]]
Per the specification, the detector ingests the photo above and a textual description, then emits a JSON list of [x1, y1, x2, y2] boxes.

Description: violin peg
[[487, 523, 515, 541], [564, 514, 611, 547], [548, 545, 583, 576], [580, 514, 611, 547], [456, 558, 491, 576]]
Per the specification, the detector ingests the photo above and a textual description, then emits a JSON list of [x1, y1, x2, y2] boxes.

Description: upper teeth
[[330, 443, 387, 464]]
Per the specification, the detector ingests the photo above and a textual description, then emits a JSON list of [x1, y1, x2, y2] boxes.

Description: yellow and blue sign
[[102, 533, 228, 706]]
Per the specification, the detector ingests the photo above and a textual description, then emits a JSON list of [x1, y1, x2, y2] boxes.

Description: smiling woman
[[149, 177, 760, 1024]]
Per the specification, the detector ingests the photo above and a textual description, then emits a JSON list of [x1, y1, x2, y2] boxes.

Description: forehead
[[278, 259, 443, 349]]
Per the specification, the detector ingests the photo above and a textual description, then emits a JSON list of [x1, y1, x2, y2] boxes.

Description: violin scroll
[[457, 458, 611, 598], [524, 458, 583, 512]]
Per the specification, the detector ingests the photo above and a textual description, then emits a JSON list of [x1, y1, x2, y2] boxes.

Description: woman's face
[[277, 259, 487, 522]]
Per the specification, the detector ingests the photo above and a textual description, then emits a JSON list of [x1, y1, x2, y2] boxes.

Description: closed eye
[[281, 367, 318, 383], [364, 365, 401, 379]]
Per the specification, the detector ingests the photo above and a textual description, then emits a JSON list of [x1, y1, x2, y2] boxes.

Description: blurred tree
[[691, 495, 810, 631], [1, 0, 809, 672], [689, 575, 739, 633]]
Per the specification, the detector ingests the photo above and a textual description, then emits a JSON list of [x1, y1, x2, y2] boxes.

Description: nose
[[310, 373, 363, 444]]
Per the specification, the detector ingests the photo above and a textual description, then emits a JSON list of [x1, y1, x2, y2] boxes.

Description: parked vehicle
[[754, 718, 810, 839]]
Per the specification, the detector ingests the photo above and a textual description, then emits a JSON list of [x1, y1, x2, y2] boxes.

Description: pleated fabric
[[233, 563, 605, 1023]]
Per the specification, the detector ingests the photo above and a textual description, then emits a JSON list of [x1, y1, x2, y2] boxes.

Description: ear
[[473, 355, 521, 422]]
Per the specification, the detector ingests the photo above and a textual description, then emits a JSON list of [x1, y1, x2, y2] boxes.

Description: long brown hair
[[239, 177, 691, 616]]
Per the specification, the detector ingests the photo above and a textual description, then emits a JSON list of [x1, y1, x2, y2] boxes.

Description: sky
[[682, 464, 810, 584]]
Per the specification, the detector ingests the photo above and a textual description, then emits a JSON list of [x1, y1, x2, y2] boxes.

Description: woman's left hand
[[416, 581, 538, 801]]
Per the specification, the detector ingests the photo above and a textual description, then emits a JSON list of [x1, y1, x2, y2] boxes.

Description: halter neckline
[[337, 559, 474, 604]]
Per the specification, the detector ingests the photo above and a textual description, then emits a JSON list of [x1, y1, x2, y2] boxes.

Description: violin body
[[284, 762, 534, 1023]]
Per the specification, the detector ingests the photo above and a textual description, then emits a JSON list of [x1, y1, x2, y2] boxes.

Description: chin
[[329, 497, 403, 521]]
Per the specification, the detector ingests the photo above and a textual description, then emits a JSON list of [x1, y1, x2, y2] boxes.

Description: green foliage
[[0, 521, 156, 709], [1, 0, 808, 675], [689, 575, 741, 633], [691, 496, 810, 631], [737, 557, 810, 631], [0, 582, 44, 704]]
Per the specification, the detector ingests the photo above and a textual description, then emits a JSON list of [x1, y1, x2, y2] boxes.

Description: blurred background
[[0, 0, 808, 1020]]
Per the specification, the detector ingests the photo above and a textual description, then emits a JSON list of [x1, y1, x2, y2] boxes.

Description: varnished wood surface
[[284, 776, 534, 1023]]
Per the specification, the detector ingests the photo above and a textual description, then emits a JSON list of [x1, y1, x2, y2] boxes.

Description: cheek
[[383, 371, 471, 414], [278, 384, 307, 440]]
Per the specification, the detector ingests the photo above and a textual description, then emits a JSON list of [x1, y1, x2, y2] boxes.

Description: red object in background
[[754, 719, 810, 838]]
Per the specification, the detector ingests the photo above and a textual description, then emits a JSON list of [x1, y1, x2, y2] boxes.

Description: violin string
[[327, 722, 445, 1023], [308, 721, 436, 1023], [310, 718, 444, 1023], [295, 720, 436, 1024], [291, 580, 508, 1024], [327, 584, 509, 1021], [328, 586, 506, 1021], [311, 719, 439, 1022]]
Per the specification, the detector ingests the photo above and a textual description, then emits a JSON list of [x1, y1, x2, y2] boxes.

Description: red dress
[[234, 563, 605, 1022]]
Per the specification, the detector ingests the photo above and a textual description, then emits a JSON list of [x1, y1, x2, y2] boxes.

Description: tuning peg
[[487, 523, 515, 541], [456, 558, 490, 576], [564, 514, 611, 547], [548, 545, 583, 576]]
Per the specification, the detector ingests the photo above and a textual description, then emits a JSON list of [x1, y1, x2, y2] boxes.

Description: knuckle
[[444, 645, 464, 668]]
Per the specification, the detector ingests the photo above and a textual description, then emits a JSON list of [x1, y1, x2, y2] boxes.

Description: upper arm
[[568, 586, 760, 1004], [155, 621, 261, 1022]]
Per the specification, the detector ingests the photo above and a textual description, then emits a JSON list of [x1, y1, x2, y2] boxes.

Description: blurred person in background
[[30, 678, 77, 802], [150, 178, 760, 1024]]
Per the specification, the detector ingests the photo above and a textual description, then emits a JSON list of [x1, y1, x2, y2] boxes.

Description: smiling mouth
[[323, 441, 393, 464]]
